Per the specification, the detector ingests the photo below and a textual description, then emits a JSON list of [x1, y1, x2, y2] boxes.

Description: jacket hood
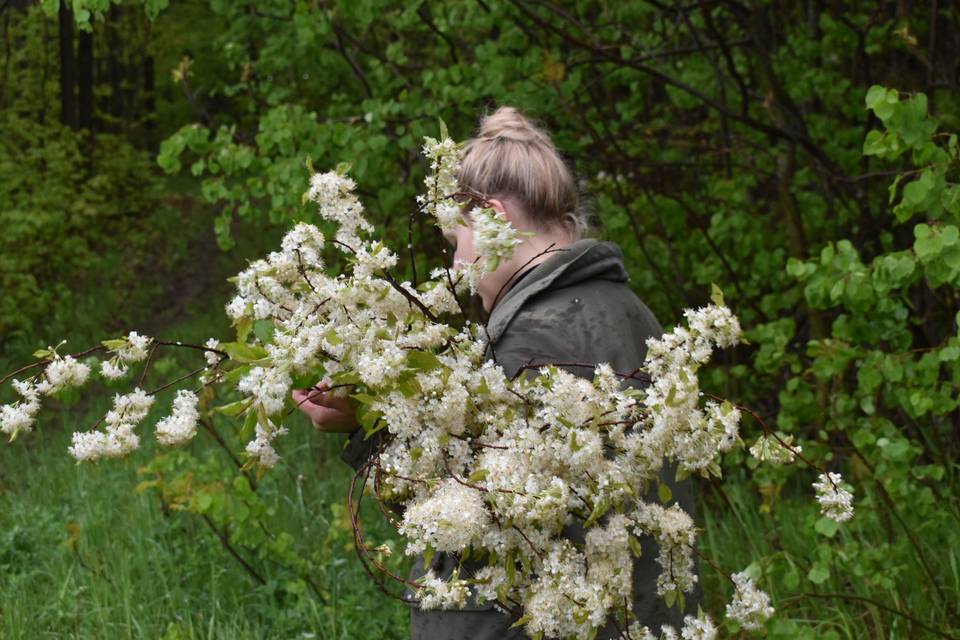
[[485, 239, 629, 344]]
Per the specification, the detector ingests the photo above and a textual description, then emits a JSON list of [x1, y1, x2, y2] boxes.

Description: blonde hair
[[459, 107, 589, 237]]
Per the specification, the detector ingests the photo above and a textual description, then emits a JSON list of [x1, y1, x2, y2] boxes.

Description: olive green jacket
[[341, 239, 701, 639]]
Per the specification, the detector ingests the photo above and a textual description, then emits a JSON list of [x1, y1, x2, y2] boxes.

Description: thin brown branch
[[201, 514, 267, 585]]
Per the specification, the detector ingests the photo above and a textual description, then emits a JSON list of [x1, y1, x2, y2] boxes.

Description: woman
[[292, 107, 699, 639]]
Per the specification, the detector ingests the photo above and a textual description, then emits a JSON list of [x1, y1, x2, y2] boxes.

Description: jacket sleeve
[[339, 426, 382, 471]]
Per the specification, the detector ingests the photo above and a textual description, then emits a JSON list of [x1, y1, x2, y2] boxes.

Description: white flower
[[626, 623, 657, 640], [401, 479, 490, 554], [472, 565, 507, 604], [421, 135, 463, 232], [726, 571, 774, 630], [677, 612, 718, 640], [68, 430, 109, 461], [750, 432, 800, 464], [69, 388, 155, 461], [416, 570, 470, 610], [468, 206, 522, 271], [813, 472, 854, 523], [155, 389, 200, 445], [632, 503, 698, 599], [237, 366, 291, 416], [100, 359, 128, 380], [305, 170, 373, 247], [245, 422, 288, 468], [38, 355, 90, 395], [0, 379, 41, 439], [434, 202, 463, 232], [204, 338, 222, 367], [225, 295, 249, 321], [116, 331, 153, 363]]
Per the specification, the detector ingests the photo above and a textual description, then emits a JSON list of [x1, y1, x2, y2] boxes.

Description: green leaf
[[220, 342, 269, 363], [583, 496, 611, 528], [233, 476, 252, 495], [235, 317, 253, 343], [468, 468, 489, 482], [783, 567, 800, 590], [658, 482, 673, 504], [807, 564, 830, 585], [215, 398, 252, 418], [814, 516, 840, 538], [195, 493, 213, 512], [509, 615, 531, 630], [710, 283, 725, 307], [253, 319, 275, 344], [406, 350, 441, 371]]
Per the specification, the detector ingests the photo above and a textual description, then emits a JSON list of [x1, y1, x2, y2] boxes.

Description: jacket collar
[[485, 239, 629, 344]]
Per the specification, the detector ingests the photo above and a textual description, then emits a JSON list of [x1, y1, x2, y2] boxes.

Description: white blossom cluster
[[245, 422, 288, 469], [416, 569, 470, 610], [638, 304, 743, 478], [419, 134, 464, 232], [1, 350, 92, 439], [659, 612, 718, 640], [200, 135, 773, 639], [0, 132, 802, 638], [204, 338, 221, 366], [100, 331, 154, 380], [749, 432, 800, 464], [37, 354, 91, 395], [813, 472, 855, 523], [155, 389, 200, 445], [467, 206, 523, 272], [725, 571, 775, 630], [69, 388, 155, 461], [400, 478, 491, 554], [305, 170, 373, 247], [0, 379, 42, 440]]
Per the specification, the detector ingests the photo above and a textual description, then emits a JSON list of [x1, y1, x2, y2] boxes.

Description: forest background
[[1, 1, 959, 638]]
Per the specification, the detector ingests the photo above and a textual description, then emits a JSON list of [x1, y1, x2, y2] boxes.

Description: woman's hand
[[291, 379, 358, 433]]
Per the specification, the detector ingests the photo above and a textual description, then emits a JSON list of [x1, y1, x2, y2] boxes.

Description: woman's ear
[[485, 197, 506, 215], [484, 197, 514, 223]]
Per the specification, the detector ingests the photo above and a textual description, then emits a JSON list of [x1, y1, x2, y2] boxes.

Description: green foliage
[[4, 1, 960, 637], [0, 6, 200, 352], [742, 88, 960, 635], [0, 362, 408, 638]]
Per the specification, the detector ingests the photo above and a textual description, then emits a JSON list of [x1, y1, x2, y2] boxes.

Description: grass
[[1, 194, 958, 639], [697, 466, 960, 640], [5, 320, 960, 639], [0, 307, 410, 639], [0, 197, 410, 639]]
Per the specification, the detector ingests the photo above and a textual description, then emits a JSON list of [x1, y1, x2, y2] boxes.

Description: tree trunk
[[107, 4, 122, 126], [143, 53, 155, 145], [58, 0, 76, 129], [77, 27, 93, 131]]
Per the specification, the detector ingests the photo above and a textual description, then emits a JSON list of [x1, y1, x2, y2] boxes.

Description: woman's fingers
[[290, 384, 358, 433]]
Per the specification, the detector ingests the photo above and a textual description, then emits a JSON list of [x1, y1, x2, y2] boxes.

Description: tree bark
[[58, 0, 76, 129], [77, 26, 93, 131], [107, 4, 122, 125], [143, 53, 155, 144]]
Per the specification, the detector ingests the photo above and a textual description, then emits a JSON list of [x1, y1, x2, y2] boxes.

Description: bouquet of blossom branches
[[0, 129, 854, 640]]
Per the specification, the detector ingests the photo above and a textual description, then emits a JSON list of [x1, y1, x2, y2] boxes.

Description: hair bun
[[477, 107, 549, 144]]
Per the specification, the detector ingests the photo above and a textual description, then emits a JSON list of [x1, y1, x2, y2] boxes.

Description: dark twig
[[778, 592, 959, 640], [201, 514, 267, 585]]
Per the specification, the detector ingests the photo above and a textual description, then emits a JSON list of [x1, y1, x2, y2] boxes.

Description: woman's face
[[442, 201, 517, 312]]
